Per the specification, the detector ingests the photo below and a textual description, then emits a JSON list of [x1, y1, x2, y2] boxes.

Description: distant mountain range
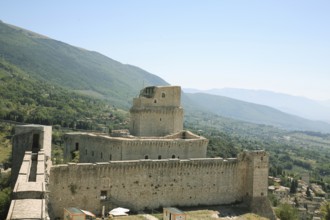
[[184, 88, 330, 123], [182, 92, 330, 133], [1, 20, 330, 133]]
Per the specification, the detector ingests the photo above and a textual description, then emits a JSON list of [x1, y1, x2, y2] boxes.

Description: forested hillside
[[0, 59, 128, 131], [0, 21, 167, 108]]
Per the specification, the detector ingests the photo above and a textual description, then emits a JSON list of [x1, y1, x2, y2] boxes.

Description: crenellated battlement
[[54, 156, 241, 170]]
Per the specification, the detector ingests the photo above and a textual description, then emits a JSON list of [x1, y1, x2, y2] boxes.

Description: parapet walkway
[[6, 150, 50, 219]]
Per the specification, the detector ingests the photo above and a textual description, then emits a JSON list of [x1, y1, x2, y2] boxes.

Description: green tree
[[275, 203, 299, 220], [306, 186, 312, 198], [0, 188, 10, 219], [0, 172, 11, 219], [321, 202, 330, 220], [290, 179, 298, 194]]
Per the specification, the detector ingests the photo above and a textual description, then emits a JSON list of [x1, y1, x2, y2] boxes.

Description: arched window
[[172, 155, 175, 159], [162, 92, 166, 98], [158, 155, 162, 159], [75, 143, 79, 151], [109, 154, 112, 161], [145, 155, 149, 159]]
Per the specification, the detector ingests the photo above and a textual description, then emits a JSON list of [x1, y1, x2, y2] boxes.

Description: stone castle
[[7, 86, 274, 220]]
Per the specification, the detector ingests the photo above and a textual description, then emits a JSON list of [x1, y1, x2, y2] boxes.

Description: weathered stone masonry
[[130, 86, 183, 137], [63, 130, 208, 163], [49, 151, 269, 218], [7, 125, 51, 219]]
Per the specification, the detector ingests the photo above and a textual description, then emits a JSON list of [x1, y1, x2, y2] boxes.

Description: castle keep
[[8, 86, 273, 220], [63, 86, 207, 163], [130, 86, 183, 137]]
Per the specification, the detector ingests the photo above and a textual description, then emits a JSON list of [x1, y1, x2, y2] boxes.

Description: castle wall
[[48, 151, 268, 219], [64, 133, 208, 163]]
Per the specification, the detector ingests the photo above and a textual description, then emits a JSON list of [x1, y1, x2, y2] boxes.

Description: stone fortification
[[11, 125, 51, 186], [130, 86, 183, 137], [8, 86, 274, 220], [7, 125, 52, 220], [63, 130, 208, 163], [48, 151, 269, 218]]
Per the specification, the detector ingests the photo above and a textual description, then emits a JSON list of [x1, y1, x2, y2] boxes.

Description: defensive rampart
[[6, 125, 52, 220], [49, 151, 269, 219], [6, 150, 50, 219], [11, 125, 51, 186]]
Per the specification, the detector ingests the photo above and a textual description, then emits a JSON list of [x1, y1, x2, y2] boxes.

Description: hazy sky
[[1, 1, 330, 100]]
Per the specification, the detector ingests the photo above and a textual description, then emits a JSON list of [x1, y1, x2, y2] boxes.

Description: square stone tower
[[129, 86, 183, 137]]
